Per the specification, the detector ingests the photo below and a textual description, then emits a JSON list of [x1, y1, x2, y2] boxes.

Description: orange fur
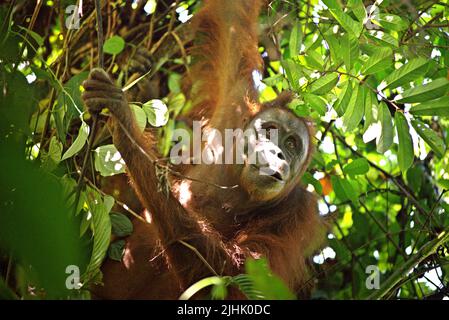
[[187, 0, 264, 122]]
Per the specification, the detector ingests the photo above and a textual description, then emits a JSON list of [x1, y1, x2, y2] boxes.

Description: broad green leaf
[[343, 158, 370, 176], [395, 112, 414, 172], [341, 34, 359, 71], [245, 258, 295, 300], [110, 212, 133, 237], [334, 80, 352, 116], [395, 78, 449, 103], [331, 176, 358, 204], [323, 0, 363, 37], [168, 73, 182, 94], [302, 172, 323, 194], [382, 58, 428, 90], [61, 121, 89, 161], [108, 240, 126, 262], [168, 92, 186, 117], [103, 35, 125, 55], [303, 50, 324, 70], [83, 190, 112, 283], [310, 73, 339, 95], [94, 144, 126, 176], [411, 119, 446, 158], [130, 104, 147, 132], [409, 96, 449, 117], [363, 90, 378, 132], [348, 0, 366, 22], [366, 30, 398, 48], [41, 136, 63, 172], [282, 59, 302, 92], [407, 166, 423, 193], [324, 34, 342, 65], [142, 99, 169, 127], [289, 23, 303, 58], [262, 74, 283, 87], [342, 84, 366, 131], [362, 47, 393, 75], [17, 25, 43, 47], [374, 14, 408, 31], [376, 102, 393, 153], [304, 93, 327, 116]]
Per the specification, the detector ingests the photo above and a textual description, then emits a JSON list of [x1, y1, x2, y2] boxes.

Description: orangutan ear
[[261, 91, 294, 109]]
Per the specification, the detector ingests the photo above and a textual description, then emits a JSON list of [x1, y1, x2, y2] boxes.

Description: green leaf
[[376, 102, 393, 153], [168, 73, 182, 94], [282, 59, 302, 92], [406, 166, 423, 193], [363, 91, 378, 133], [323, 0, 363, 37], [395, 78, 449, 103], [245, 258, 295, 300], [343, 158, 370, 176], [341, 34, 359, 71], [83, 189, 112, 283], [143, 99, 169, 127], [409, 96, 449, 117], [366, 31, 399, 48], [61, 121, 89, 161], [334, 80, 352, 116], [331, 176, 358, 204], [304, 93, 327, 115], [103, 35, 125, 55], [108, 240, 125, 262], [180, 276, 229, 300], [302, 172, 323, 194], [110, 212, 133, 237], [382, 58, 428, 90], [41, 136, 63, 172], [94, 144, 126, 177], [395, 112, 414, 172], [130, 104, 147, 132], [375, 14, 408, 31], [348, 0, 366, 22], [17, 25, 43, 47], [342, 84, 366, 131], [411, 119, 446, 158], [310, 73, 339, 95], [289, 23, 303, 58], [168, 93, 186, 117], [362, 47, 393, 75]]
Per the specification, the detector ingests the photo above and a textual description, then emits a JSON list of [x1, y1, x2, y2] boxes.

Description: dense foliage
[[1, 0, 449, 299]]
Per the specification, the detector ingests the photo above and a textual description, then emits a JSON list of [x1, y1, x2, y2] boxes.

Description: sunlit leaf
[[395, 112, 414, 172], [411, 119, 446, 158], [130, 104, 147, 132], [143, 99, 169, 127], [395, 78, 449, 103], [343, 158, 370, 176], [376, 102, 393, 153], [94, 144, 126, 176], [409, 96, 449, 117], [103, 35, 125, 55], [342, 84, 366, 131], [310, 73, 339, 95], [362, 47, 393, 75], [331, 176, 358, 204], [289, 22, 303, 58], [382, 58, 428, 90], [61, 121, 89, 161]]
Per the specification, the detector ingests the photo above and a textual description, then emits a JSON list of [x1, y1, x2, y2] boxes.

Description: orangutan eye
[[286, 136, 301, 151]]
